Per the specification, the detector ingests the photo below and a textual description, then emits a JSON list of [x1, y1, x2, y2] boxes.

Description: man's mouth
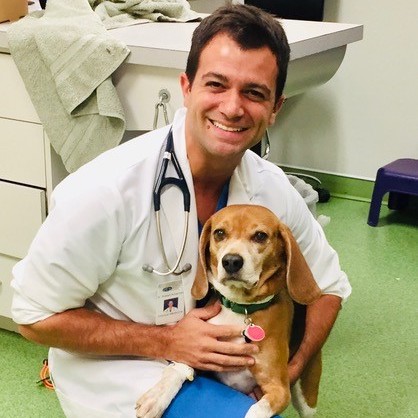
[[210, 120, 247, 132]]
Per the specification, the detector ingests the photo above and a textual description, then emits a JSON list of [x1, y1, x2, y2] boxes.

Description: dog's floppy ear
[[191, 219, 212, 300], [280, 224, 322, 305]]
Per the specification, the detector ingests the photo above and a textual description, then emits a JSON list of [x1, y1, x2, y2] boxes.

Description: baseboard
[[0, 315, 18, 332], [278, 165, 375, 202]]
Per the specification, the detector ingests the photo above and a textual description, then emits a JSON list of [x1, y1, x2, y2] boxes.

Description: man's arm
[[19, 301, 258, 372], [288, 294, 342, 385]]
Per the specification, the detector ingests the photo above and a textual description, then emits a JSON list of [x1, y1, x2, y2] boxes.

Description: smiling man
[[182, 33, 284, 225], [12, 4, 350, 417]]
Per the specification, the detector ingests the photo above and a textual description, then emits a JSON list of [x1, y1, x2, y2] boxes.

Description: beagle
[[136, 204, 323, 418]]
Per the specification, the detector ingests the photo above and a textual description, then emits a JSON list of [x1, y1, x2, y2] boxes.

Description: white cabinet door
[[0, 53, 40, 123], [0, 181, 46, 259], [0, 118, 46, 187]]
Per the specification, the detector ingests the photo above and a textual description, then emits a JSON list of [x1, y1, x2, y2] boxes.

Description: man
[[11, 4, 350, 417]]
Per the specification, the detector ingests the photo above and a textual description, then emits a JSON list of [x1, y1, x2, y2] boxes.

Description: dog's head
[[192, 205, 321, 305]]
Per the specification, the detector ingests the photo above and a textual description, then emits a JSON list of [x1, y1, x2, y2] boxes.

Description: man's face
[[181, 33, 283, 161]]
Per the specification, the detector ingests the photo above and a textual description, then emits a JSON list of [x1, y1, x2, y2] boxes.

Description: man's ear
[[269, 95, 286, 126], [180, 72, 192, 107]]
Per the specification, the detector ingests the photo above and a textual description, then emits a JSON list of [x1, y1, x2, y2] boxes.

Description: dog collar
[[218, 293, 277, 315]]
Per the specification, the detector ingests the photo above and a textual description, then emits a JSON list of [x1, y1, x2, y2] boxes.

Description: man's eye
[[245, 90, 266, 101], [252, 231, 268, 243], [206, 81, 223, 89], [214, 229, 226, 241]]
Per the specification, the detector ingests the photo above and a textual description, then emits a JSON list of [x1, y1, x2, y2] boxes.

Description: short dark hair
[[185, 4, 290, 102]]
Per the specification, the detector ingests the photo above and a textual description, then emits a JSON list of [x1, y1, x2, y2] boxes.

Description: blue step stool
[[368, 158, 418, 226]]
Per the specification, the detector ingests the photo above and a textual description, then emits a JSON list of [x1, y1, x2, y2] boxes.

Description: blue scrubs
[[163, 375, 282, 417]]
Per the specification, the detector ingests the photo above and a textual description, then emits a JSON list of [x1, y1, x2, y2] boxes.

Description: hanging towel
[[89, 0, 202, 29], [7, 0, 130, 173]]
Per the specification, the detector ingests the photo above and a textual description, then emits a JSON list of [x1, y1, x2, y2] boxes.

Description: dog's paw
[[245, 398, 274, 418], [135, 363, 194, 418], [135, 384, 166, 418]]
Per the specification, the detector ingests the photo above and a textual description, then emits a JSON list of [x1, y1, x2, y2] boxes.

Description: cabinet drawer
[[0, 253, 19, 320], [0, 53, 40, 123], [0, 181, 46, 259], [0, 118, 46, 187], [114, 64, 183, 131]]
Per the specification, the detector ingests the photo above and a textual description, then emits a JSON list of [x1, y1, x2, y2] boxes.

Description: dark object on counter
[[246, 0, 324, 21], [39, 0, 47, 9]]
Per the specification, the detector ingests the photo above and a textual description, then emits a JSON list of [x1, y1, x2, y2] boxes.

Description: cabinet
[[0, 52, 67, 331]]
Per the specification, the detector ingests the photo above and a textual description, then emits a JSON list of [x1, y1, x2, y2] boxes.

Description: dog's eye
[[213, 229, 226, 241], [252, 231, 268, 243]]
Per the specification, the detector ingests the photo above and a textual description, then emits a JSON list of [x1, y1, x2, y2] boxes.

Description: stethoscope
[[142, 129, 192, 276]]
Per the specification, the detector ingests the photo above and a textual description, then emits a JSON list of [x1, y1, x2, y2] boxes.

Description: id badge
[[156, 279, 185, 325]]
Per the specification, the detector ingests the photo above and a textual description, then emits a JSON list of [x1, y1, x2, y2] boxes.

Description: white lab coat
[[11, 108, 351, 417]]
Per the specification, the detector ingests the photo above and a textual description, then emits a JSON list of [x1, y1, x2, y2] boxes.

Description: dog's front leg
[[245, 383, 291, 418], [135, 362, 194, 418]]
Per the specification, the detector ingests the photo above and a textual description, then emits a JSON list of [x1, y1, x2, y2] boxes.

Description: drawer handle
[[153, 89, 171, 129]]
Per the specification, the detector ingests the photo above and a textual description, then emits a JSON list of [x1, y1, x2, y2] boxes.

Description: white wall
[[269, 0, 418, 179]]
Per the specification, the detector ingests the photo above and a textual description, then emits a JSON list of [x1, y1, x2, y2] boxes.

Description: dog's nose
[[222, 254, 244, 274]]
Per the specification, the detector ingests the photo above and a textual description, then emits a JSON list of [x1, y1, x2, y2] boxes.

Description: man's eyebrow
[[202, 72, 228, 82]]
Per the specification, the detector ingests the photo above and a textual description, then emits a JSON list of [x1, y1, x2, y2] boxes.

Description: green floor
[[1, 197, 417, 417]]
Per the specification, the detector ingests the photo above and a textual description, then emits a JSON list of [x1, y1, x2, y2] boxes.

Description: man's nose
[[219, 90, 244, 119]]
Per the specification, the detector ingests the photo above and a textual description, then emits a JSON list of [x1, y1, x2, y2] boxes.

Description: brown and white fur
[[136, 204, 323, 418]]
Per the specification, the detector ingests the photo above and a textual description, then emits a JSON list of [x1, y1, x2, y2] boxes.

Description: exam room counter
[[0, 12, 363, 330]]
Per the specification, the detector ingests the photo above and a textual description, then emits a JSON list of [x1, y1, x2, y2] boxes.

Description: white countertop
[[0, 3, 363, 69], [108, 19, 363, 69]]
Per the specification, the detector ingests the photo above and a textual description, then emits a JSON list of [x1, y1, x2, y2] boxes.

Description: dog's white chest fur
[[208, 305, 257, 394]]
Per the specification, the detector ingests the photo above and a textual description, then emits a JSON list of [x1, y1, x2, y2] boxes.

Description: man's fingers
[[193, 301, 222, 320], [208, 339, 259, 356], [197, 351, 255, 371]]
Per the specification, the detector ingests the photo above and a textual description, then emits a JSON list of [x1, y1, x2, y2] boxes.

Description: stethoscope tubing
[[153, 130, 190, 213], [142, 129, 192, 276]]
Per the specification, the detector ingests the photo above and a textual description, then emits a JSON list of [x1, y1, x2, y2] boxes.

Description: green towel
[[7, 0, 130, 173], [90, 0, 202, 29]]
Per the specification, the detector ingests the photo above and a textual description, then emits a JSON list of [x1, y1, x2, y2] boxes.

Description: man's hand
[[164, 301, 259, 372], [288, 357, 304, 385]]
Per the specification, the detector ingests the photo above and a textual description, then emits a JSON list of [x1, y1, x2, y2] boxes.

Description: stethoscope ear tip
[[142, 264, 154, 273]]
